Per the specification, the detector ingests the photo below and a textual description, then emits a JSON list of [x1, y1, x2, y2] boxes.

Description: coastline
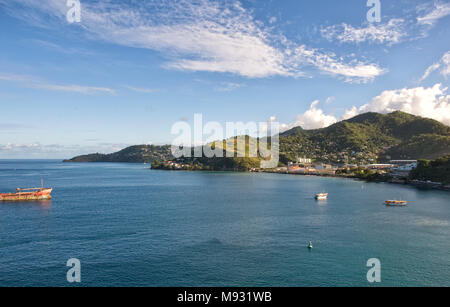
[[268, 169, 450, 191], [266, 170, 450, 191], [63, 158, 450, 192], [150, 165, 450, 192]]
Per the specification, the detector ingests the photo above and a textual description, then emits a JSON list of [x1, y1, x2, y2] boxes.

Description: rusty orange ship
[[0, 181, 53, 201]]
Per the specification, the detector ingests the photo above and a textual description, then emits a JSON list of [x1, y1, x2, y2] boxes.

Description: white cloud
[[285, 100, 338, 130], [289, 45, 386, 83], [420, 51, 450, 81], [441, 52, 450, 76], [420, 62, 442, 82], [344, 84, 450, 125], [0, 73, 115, 95], [321, 19, 406, 44], [325, 96, 335, 104], [341, 106, 360, 121], [417, 2, 450, 26], [282, 84, 450, 131], [0, 0, 385, 82]]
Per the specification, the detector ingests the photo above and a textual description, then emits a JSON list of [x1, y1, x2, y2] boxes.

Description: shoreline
[[151, 165, 450, 192], [262, 170, 450, 191], [63, 160, 449, 192]]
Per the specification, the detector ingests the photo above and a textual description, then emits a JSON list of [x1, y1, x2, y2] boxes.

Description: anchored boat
[[385, 200, 407, 206], [0, 180, 53, 201], [315, 193, 328, 200]]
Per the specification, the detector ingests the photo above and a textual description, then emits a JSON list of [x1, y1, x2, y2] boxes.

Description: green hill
[[65, 111, 450, 166], [280, 111, 449, 164]]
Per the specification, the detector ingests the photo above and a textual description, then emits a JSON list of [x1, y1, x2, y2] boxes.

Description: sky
[[0, 0, 449, 158]]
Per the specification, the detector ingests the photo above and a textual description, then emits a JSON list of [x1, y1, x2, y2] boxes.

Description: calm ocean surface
[[0, 160, 449, 287]]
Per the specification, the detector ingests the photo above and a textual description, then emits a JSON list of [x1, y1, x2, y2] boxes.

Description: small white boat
[[315, 193, 328, 200], [308, 241, 313, 249]]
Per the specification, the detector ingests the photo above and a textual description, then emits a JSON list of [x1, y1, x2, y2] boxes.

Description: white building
[[390, 160, 418, 172], [297, 157, 312, 164], [364, 164, 395, 169]]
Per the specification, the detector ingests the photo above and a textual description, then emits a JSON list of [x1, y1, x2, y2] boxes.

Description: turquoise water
[[0, 160, 449, 287]]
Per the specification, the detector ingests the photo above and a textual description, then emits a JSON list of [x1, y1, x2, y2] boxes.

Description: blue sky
[[0, 0, 449, 158]]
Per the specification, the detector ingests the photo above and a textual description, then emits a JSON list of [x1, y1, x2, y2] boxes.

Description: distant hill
[[65, 111, 450, 165], [64, 145, 173, 163]]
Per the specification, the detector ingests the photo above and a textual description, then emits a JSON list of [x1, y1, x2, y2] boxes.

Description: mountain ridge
[[64, 111, 450, 165]]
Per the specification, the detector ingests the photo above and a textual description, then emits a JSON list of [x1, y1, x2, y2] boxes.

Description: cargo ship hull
[[0, 188, 53, 201]]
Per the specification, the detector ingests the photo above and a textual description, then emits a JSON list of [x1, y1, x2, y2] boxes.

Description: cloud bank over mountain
[[285, 84, 450, 130]]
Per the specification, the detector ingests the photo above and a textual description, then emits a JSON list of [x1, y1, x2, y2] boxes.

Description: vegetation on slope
[[383, 134, 450, 160], [280, 111, 449, 164], [64, 145, 173, 163], [409, 155, 450, 184], [152, 136, 267, 171]]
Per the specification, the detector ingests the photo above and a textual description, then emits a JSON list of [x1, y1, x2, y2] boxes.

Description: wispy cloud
[[289, 45, 386, 83], [193, 79, 245, 92], [214, 82, 245, 92], [0, 143, 41, 151], [123, 85, 156, 94], [27, 39, 96, 56], [0, 73, 115, 94], [0, 0, 386, 82], [321, 19, 406, 45], [442, 52, 450, 77], [417, 2, 450, 26], [420, 62, 442, 82], [420, 51, 450, 82], [321, 2, 450, 45], [325, 96, 335, 104]]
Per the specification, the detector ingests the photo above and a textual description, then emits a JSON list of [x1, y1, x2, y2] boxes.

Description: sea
[[0, 160, 449, 287]]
